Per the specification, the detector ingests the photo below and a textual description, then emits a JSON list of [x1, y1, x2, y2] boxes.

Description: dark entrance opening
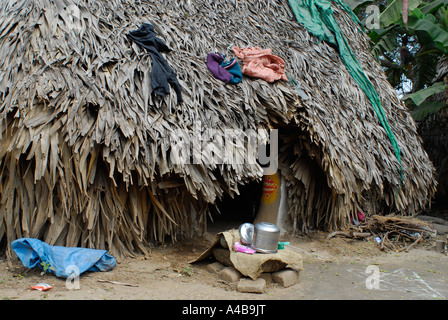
[[208, 180, 263, 234]]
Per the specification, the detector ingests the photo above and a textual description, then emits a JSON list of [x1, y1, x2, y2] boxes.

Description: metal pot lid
[[239, 223, 254, 245]]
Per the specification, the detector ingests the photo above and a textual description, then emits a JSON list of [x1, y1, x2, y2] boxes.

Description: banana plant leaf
[[407, 12, 448, 54], [419, 0, 448, 15], [380, 0, 421, 27], [402, 81, 447, 105], [411, 100, 446, 121]]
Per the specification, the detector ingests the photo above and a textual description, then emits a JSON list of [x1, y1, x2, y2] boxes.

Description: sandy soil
[[1, 224, 447, 302]]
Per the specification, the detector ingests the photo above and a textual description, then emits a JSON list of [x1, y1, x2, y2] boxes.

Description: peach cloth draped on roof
[[232, 46, 288, 83]]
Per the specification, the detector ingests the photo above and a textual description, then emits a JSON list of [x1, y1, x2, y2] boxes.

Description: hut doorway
[[207, 125, 296, 235], [208, 180, 263, 233], [208, 171, 290, 234]]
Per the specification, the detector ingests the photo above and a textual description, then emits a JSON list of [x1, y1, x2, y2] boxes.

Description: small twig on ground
[[327, 231, 371, 240], [98, 279, 139, 287], [397, 232, 423, 252]]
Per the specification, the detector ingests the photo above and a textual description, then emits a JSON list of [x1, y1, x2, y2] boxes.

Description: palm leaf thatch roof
[[0, 0, 437, 257]]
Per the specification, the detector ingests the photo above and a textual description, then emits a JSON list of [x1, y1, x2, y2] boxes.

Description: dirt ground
[[1, 215, 448, 303]]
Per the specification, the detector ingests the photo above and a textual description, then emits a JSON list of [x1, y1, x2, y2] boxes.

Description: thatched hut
[[0, 0, 437, 258]]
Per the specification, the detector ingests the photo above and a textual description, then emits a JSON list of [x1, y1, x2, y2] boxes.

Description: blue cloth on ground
[[11, 238, 116, 278]]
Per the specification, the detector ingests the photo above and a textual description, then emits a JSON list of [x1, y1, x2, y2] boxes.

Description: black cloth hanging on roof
[[127, 23, 183, 104]]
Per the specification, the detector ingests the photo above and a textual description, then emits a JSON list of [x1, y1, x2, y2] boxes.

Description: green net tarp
[[288, 0, 402, 171]]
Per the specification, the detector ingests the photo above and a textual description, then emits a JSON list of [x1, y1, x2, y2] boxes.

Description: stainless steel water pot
[[251, 222, 280, 253], [239, 223, 254, 246]]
